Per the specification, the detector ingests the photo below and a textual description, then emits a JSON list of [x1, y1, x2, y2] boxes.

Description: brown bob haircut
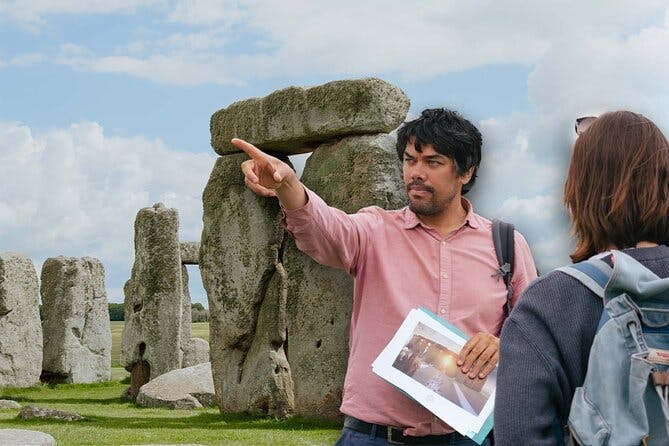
[[564, 111, 669, 262]]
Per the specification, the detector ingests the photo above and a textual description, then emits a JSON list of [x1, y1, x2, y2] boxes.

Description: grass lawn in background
[[0, 381, 341, 445], [110, 321, 210, 367], [0, 320, 342, 444]]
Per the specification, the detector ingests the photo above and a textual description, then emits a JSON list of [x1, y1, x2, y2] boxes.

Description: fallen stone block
[[136, 362, 215, 410], [19, 405, 83, 421], [210, 77, 410, 155], [0, 429, 55, 446], [0, 399, 21, 409]]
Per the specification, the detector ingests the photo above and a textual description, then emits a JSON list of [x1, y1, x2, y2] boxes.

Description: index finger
[[231, 138, 268, 160]]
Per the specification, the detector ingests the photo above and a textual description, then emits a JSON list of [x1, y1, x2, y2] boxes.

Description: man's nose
[[410, 165, 427, 180]]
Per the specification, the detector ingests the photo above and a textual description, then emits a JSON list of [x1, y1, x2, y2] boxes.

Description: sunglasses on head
[[575, 116, 597, 135]]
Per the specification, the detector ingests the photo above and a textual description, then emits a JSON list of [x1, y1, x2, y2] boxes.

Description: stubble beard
[[406, 183, 456, 216]]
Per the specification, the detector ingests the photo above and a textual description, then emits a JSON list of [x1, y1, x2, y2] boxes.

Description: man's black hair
[[396, 108, 482, 194]]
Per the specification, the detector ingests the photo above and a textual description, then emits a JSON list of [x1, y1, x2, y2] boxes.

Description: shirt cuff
[[281, 187, 320, 232]]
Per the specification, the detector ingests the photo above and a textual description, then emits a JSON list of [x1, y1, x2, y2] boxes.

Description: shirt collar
[[402, 197, 481, 230]]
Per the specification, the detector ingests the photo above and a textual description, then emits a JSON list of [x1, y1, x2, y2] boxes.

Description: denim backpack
[[558, 250, 669, 445]]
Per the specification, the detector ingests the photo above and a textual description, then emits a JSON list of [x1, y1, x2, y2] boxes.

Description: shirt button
[[439, 308, 446, 314], [442, 273, 448, 279]]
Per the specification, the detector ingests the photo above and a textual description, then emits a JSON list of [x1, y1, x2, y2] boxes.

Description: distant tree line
[[108, 303, 124, 321], [107, 303, 208, 322]]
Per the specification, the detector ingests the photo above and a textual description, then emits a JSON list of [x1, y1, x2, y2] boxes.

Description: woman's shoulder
[[511, 268, 602, 325]]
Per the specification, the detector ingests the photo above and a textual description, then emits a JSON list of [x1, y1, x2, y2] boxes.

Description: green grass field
[[0, 381, 340, 445], [1, 322, 341, 445], [110, 321, 210, 367]]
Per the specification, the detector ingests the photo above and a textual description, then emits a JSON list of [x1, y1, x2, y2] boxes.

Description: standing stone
[[182, 338, 209, 368], [210, 78, 410, 155], [200, 154, 294, 417], [121, 203, 190, 393], [283, 134, 407, 419], [0, 253, 42, 388], [40, 256, 111, 383]]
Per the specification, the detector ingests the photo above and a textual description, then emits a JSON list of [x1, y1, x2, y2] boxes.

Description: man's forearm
[[276, 173, 308, 210]]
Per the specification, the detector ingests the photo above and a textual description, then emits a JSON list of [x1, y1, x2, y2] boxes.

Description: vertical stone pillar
[[40, 256, 111, 383], [200, 154, 294, 417], [0, 253, 42, 388], [283, 134, 406, 419], [121, 203, 186, 391]]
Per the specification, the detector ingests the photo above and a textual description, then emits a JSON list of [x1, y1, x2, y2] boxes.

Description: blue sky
[[1, 1, 669, 306]]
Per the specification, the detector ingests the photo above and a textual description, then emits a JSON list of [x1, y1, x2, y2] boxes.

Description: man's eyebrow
[[423, 154, 446, 160]]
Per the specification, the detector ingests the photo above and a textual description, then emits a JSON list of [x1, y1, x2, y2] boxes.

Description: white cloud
[[168, 0, 244, 27], [57, 43, 243, 85], [0, 53, 44, 68], [165, 30, 228, 51], [466, 6, 669, 273], [498, 195, 560, 222], [45, 1, 667, 86], [0, 0, 160, 27], [528, 13, 669, 125], [0, 120, 216, 302], [6, 0, 669, 279]]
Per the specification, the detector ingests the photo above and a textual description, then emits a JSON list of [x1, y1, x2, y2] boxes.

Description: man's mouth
[[407, 183, 434, 194]]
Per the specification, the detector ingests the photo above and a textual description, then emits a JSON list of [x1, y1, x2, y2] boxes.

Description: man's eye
[[427, 160, 440, 166]]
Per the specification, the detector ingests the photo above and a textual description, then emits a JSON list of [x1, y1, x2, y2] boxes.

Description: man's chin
[[409, 202, 439, 216]]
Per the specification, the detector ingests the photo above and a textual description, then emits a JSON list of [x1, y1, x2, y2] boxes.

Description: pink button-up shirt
[[283, 188, 537, 436]]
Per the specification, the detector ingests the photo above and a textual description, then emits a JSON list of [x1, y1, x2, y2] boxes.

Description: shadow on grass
[[3, 412, 342, 432], [4, 396, 128, 405]]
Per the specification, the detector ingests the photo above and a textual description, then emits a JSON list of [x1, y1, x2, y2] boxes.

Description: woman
[[494, 111, 669, 445]]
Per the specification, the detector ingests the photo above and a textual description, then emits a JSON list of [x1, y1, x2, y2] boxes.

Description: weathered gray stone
[[180, 264, 192, 363], [0, 429, 55, 446], [136, 362, 215, 409], [0, 399, 21, 409], [40, 256, 111, 384], [284, 134, 406, 419], [180, 242, 200, 264], [19, 405, 83, 421], [121, 203, 191, 393], [0, 253, 42, 388], [182, 337, 209, 368], [210, 78, 410, 155], [200, 154, 294, 417]]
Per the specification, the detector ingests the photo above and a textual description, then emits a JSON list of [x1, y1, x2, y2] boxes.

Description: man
[[236, 108, 537, 445]]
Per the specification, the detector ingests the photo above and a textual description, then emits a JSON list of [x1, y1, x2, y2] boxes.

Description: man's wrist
[[276, 173, 307, 209]]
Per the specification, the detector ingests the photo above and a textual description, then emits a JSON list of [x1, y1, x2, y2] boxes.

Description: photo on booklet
[[391, 322, 496, 416], [372, 307, 495, 443]]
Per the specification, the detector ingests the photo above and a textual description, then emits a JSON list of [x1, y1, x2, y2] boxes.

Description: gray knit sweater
[[494, 245, 669, 446]]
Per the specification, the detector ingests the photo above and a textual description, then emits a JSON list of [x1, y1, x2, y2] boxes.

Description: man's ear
[[459, 166, 476, 185]]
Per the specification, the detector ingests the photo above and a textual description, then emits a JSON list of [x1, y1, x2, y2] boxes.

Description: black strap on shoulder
[[492, 219, 515, 316]]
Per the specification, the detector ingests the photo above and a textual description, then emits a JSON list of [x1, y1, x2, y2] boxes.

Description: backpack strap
[[492, 219, 515, 316], [556, 253, 614, 299]]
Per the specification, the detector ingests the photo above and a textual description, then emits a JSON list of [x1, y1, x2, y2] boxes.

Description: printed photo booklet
[[371, 307, 495, 445]]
